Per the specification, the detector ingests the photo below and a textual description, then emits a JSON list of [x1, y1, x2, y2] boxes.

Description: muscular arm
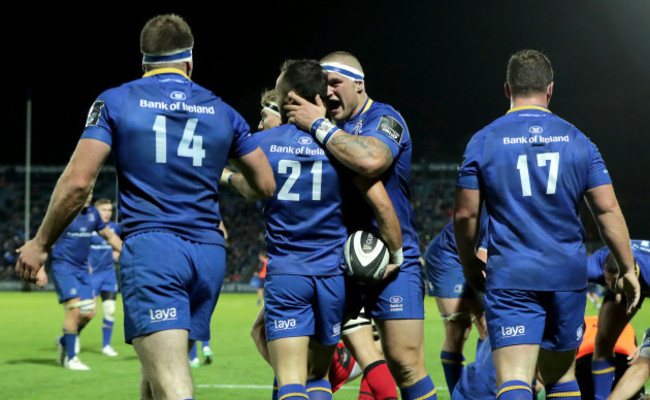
[[352, 175, 401, 251], [453, 187, 486, 292], [226, 148, 276, 200], [585, 184, 640, 311], [15, 138, 111, 282], [607, 355, 650, 400], [285, 92, 393, 178]]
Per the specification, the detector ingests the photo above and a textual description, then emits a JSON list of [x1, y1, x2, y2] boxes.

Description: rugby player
[[454, 49, 640, 399], [588, 240, 650, 399], [424, 218, 488, 394], [50, 192, 121, 370], [15, 14, 274, 399], [225, 59, 402, 400], [88, 198, 120, 357], [285, 51, 435, 400]]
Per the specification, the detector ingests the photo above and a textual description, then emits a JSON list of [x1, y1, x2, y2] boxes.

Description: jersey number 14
[[516, 152, 559, 197], [152, 115, 206, 166]]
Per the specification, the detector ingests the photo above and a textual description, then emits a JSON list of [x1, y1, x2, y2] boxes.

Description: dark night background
[[5, 2, 650, 236]]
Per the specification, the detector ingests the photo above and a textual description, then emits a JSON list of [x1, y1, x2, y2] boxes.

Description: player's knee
[[103, 299, 116, 321], [78, 299, 96, 320]]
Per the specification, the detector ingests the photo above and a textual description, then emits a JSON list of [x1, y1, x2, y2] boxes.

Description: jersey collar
[[349, 98, 374, 121], [142, 68, 191, 81], [506, 105, 551, 115]]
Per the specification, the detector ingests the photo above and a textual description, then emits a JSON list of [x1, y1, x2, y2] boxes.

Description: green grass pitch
[[1, 292, 648, 399]]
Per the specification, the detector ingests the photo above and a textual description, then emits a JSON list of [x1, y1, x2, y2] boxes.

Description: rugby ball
[[344, 231, 389, 285]]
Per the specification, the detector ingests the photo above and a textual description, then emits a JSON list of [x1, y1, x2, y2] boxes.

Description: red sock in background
[[359, 360, 398, 400]]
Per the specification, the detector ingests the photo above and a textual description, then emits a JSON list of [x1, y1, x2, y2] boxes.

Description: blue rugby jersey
[[425, 213, 489, 271], [588, 240, 650, 294], [52, 206, 106, 266], [254, 125, 347, 276], [337, 98, 420, 262], [457, 105, 612, 291], [81, 69, 257, 245], [88, 221, 120, 273]]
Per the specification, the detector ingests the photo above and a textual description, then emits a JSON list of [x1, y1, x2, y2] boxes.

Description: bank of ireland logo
[[298, 136, 312, 145], [529, 126, 543, 134], [170, 91, 186, 101]]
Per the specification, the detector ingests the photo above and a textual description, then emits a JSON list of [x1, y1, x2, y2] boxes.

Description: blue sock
[[272, 377, 278, 400], [545, 380, 580, 399], [62, 332, 77, 359], [203, 341, 210, 348], [496, 380, 533, 400], [189, 342, 198, 360], [592, 359, 615, 400], [440, 350, 464, 394], [277, 383, 308, 400], [305, 378, 332, 400], [102, 318, 114, 348], [400, 375, 437, 400]]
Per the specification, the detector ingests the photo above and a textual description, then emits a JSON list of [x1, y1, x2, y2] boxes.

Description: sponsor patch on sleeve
[[85, 100, 105, 127], [377, 115, 404, 144]]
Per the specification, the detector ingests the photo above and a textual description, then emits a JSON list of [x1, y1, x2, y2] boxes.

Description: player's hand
[[616, 270, 641, 314], [627, 344, 641, 364], [220, 168, 235, 185], [382, 263, 400, 280], [35, 267, 48, 288], [15, 239, 49, 283], [285, 92, 327, 132], [463, 261, 486, 293]]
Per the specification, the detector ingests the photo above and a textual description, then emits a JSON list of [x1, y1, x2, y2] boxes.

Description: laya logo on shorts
[[501, 325, 525, 338], [149, 307, 177, 323], [274, 319, 297, 331]]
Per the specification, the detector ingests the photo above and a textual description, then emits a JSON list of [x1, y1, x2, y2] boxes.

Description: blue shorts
[[485, 289, 586, 351], [264, 274, 346, 346], [119, 232, 226, 343], [52, 261, 94, 303], [348, 258, 425, 320], [91, 267, 118, 294], [426, 259, 474, 299]]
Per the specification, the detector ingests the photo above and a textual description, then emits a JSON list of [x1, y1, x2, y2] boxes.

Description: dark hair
[[278, 59, 329, 123], [506, 49, 553, 97], [140, 14, 194, 55]]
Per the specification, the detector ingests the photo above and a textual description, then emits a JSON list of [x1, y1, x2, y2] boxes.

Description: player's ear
[[356, 80, 364, 94], [142, 64, 147, 73], [546, 81, 554, 103], [186, 61, 193, 78], [504, 82, 511, 99]]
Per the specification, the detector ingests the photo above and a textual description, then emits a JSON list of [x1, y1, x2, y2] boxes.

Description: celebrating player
[[258, 89, 282, 132], [454, 49, 640, 400], [285, 51, 435, 400], [88, 198, 120, 357], [588, 240, 650, 399], [48, 191, 121, 370], [15, 14, 274, 400], [225, 58, 402, 400]]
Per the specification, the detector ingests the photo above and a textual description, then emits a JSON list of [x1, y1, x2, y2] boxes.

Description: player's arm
[[453, 187, 486, 292], [585, 184, 640, 312], [98, 226, 122, 253], [15, 138, 111, 282], [353, 175, 403, 276], [223, 148, 276, 200], [285, 92, 393, 178], [608, 353, 650, 400]]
